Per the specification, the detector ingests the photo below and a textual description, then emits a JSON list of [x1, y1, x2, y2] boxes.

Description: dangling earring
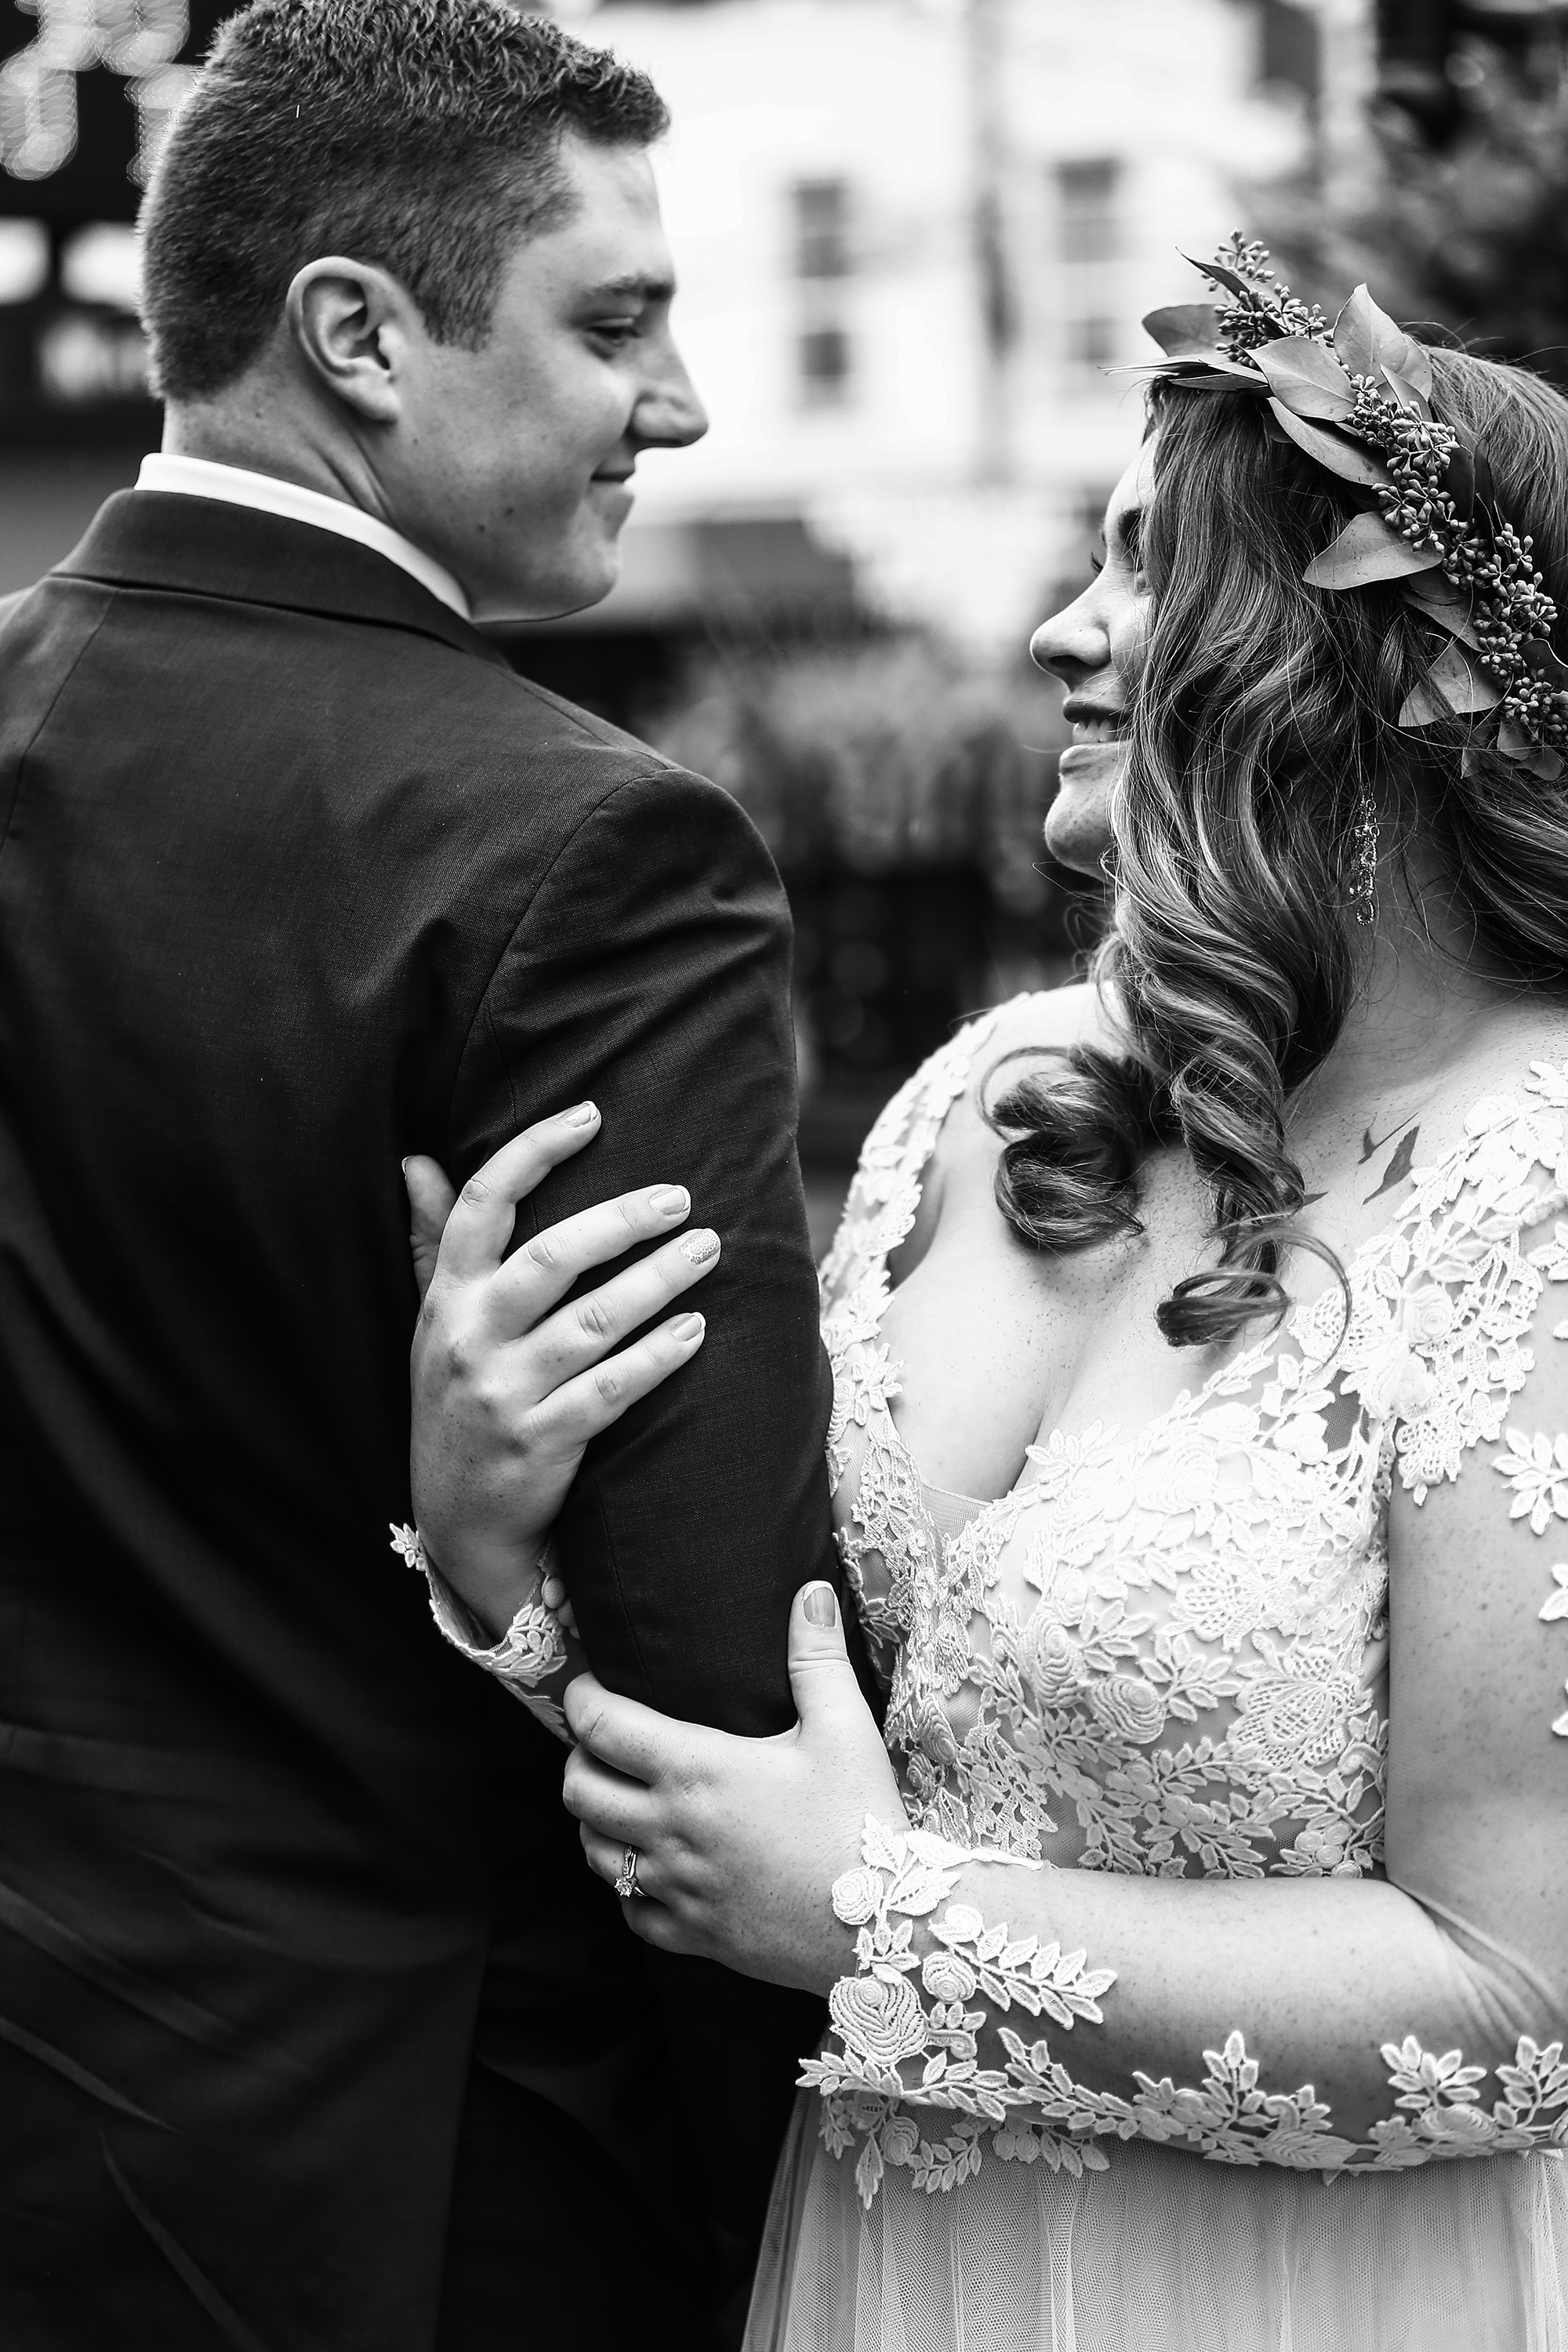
[[1351, 786, 1379, 927]]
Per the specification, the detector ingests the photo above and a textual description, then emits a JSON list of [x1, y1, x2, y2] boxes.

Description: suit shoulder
[[461, 648, 676, 768]]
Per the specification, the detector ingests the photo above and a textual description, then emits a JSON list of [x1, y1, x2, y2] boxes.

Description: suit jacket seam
[[455, 759, 709, 1708], [1, 585, 116, 865], [449, 760, 694, 1102]]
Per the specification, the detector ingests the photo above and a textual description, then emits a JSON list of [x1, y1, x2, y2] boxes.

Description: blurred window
[[0, 216, 47, 303], [1258, 0, 1321, 103], [1057, 159, 1120, 263], [793, 178, 851, 280], [799, 321, 851, 405], [60, 220, 140, 309]]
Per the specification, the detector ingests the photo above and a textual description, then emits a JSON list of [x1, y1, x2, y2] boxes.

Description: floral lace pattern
[[807, 1819, 1568, 2206], [814, 1016, 1568, 2196]]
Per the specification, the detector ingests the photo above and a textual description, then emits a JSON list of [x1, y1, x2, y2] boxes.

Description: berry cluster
[[1345, 375, 1568, 756], [1210, 235, 1330, 361]]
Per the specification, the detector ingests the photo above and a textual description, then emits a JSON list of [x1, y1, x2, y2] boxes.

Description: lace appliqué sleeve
[[1382, 1065, 1568, 1503], [391, 1523, 575, 1742], [804, 1818, 1568, 2208]]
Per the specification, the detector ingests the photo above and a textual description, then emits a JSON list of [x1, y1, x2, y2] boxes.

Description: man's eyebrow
[[579, 272, 676, 304]]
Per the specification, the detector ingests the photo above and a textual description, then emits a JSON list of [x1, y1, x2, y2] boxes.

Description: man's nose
[[634, 341, 708, 450]]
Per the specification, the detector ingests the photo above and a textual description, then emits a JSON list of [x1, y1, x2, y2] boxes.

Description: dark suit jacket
[[0, 491, 837, 2349]]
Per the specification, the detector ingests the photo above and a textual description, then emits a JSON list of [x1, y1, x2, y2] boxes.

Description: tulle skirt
[[745, 2091, 1568, 2352]]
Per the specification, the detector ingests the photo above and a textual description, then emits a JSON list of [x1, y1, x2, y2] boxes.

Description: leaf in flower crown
[[1333, 285, 1426, 388], [1442, 446, 1477, 522], [1152, 356, 1271, 389], [1252, 338, 1357, 422], [1399, 638, 1504, 726], [1142, 303, 1223, 359], [1519, 637, 1568, 687], [1403, 573, 1483, 650], [1187, 254, 1254, 304], [1506, 740, 1565, 780], [1265, 400, 1392, 488], [1303, 511, 1442, 589], [1497, 717, 1564, 779], [1380, 365, 1432, 421]]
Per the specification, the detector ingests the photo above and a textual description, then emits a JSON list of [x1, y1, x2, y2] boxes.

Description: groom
[[0, 4, 841, 2347]]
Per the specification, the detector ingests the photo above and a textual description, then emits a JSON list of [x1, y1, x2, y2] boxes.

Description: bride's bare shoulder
[[977, 980, 1120, 1069]]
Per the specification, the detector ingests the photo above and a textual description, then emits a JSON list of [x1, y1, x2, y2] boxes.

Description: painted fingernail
[[804, 1584, 837, 1628], [681, 1229, 719, 1265], [650, 1185, 690, 1217], [670, 1311, 705, 1341], [562, 1102, 599, 1126]]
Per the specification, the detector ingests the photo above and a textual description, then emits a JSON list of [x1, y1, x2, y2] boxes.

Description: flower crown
[[1141, 237, 1568, 782]]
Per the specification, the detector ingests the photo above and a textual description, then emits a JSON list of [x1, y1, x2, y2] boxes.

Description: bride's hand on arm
[[563, 1581, 905, 1993], [403, 1104, 719, 1640]]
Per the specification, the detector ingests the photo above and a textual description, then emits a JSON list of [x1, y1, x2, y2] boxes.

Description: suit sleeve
[[445, 760, 841, 1737]]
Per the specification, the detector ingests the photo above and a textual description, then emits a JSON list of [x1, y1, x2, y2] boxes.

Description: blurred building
[[0, 0, 1319, 637], [550, 0, 1318, 662]]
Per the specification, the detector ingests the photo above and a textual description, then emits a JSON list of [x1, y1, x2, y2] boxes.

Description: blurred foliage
[[1267, 37, 1568, 383], [647, 637, 1069, 912], [644, 638, 1091, 1139]]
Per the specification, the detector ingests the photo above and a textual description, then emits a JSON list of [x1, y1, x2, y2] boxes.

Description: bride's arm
[[396, 1109, 720, 1740], [562, 1319, 1568, 2172]]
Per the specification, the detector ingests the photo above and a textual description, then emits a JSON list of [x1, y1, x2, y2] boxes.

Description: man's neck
[[163, 400, 399, 535]]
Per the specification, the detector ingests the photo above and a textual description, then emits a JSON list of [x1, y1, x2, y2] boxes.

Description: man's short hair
[[140, 0, 669, 402]]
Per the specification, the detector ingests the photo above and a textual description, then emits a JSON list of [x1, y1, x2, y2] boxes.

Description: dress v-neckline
[[858, 997, 1464, 1537]]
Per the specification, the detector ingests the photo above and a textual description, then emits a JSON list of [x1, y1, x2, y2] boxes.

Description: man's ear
[[285, 256, 415, 426]]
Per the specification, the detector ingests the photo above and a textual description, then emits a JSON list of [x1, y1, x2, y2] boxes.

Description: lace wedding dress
[[746, 998, 1568, 2352]]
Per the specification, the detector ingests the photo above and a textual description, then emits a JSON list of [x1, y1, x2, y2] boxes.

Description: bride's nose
[[1030, 590, 1111, 689]]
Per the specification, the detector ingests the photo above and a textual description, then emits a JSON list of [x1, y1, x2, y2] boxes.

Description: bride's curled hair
[[991, 347, 1568, 1348]]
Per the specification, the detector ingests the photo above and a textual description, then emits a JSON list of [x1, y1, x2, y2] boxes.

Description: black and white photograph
[[0, 0, 1565, 2344]]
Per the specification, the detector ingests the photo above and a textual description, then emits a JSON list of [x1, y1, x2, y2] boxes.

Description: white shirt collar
[[136, 453, 471, 622]]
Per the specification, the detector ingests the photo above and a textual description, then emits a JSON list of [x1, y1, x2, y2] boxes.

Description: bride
[[408, 249, 1568, 2348]]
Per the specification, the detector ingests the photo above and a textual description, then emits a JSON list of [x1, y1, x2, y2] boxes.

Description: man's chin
[[1044, 768, 1118, 877], [472, 546, 622, 628]]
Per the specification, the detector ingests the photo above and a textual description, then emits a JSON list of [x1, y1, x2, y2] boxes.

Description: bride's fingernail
[[681, 1229, 719, 1265], [562, 1102, 599, 1126], [804, 1584, 837, 1628], [670, 1311, 705, 1341], [651, 1185, 690, 1217]]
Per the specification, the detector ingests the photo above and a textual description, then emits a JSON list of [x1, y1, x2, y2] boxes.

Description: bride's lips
[[1058, 703, 1127, 777]]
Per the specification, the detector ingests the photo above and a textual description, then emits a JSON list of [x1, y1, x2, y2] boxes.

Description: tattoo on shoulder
[[1363, 1124, 1419, 1203]]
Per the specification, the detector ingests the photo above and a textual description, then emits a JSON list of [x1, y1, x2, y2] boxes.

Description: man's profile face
[[390, 132, 707, 622]]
